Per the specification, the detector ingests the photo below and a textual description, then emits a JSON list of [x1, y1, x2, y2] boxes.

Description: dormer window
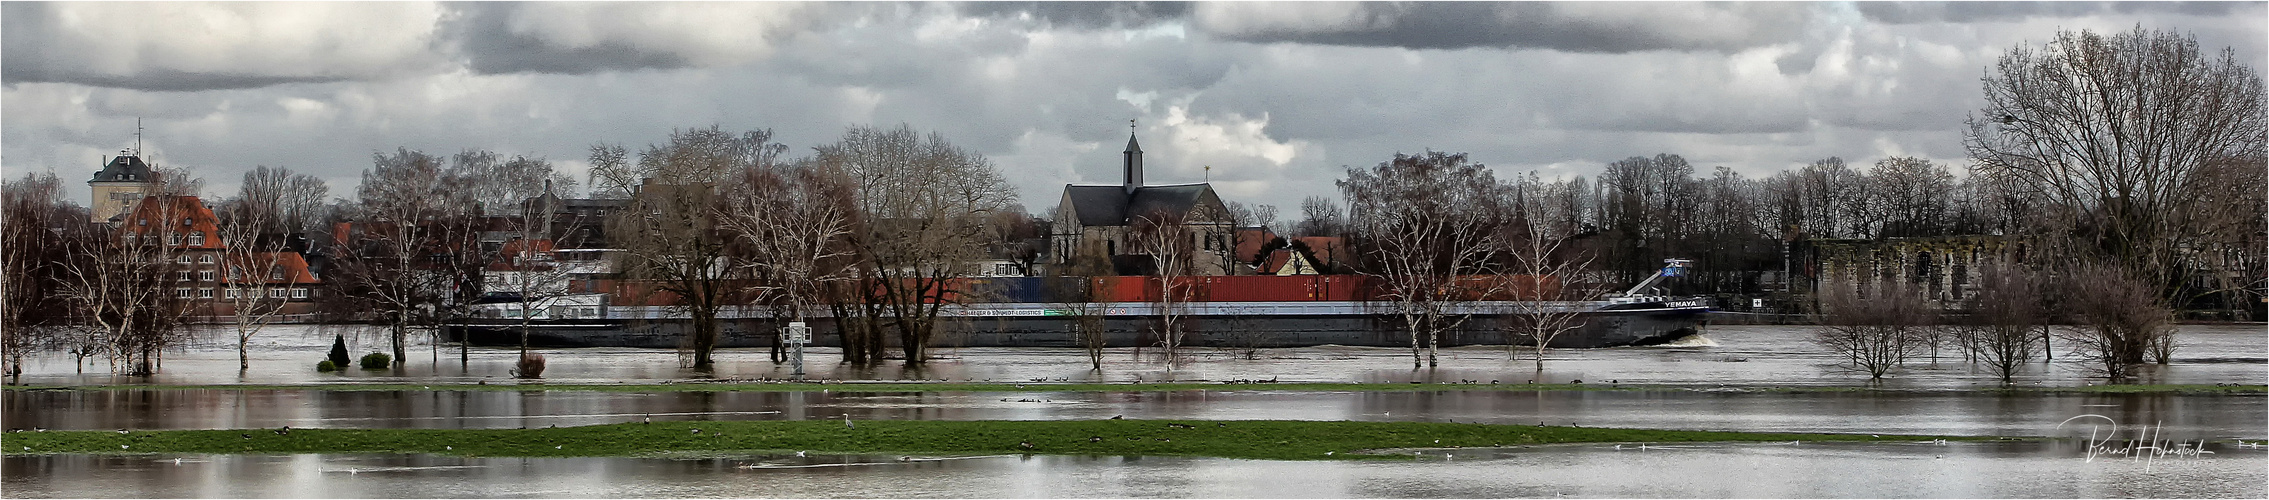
[[138, 219, 148, 226], [188, 232, 205, 246], [182, 218, 193, 226]]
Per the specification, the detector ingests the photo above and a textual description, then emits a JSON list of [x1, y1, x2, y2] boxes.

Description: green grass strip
[[4, 382, 2260, 395], [0, 420, 1991, 461]]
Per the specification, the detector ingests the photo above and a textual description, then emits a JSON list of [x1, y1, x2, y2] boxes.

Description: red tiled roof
[[119, 195, 223, 250]]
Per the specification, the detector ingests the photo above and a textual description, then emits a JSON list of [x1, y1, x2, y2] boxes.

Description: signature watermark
[[2056, 414, 2217, 472]]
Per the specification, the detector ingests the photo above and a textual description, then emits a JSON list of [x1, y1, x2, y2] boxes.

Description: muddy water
[[11, 324, 2264, 389], [9, 388, 2264, 441], [6, 441, 2264, 498]]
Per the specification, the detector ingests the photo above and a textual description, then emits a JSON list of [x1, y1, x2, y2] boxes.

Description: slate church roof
[[1059, 129, 1222, 227], [91, 153, 153, 183], [1063, 184, 1218, 227]]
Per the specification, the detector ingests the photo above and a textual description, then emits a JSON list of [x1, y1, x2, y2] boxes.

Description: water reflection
[[10, 325, 2263, 389], [6, 442, 2262, 498], [10, 388, 2263, 441]]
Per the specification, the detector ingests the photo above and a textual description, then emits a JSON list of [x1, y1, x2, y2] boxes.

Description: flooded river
[[9, 388, 2264, 441], [6, 441, 2263, 498], [7, 323, 2263, 498], [9, 324, 2264, 389]]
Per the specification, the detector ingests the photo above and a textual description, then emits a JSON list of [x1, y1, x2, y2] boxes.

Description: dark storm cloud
[[1194, 2, 1812, 53], [952, 1, 1190, 29], [443, 3, 692, 74], [2, 67, 350, 93], [1857, 2, 2254, 24]]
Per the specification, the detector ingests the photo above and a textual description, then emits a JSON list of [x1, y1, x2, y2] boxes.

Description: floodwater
[[6, 441, 2264, 498], [8, 388, 2265, 442], [10, 324, 2265, 389], [7, 323, 2263, 498]]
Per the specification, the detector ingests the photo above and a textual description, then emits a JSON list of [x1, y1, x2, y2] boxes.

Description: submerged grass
[[0, 420, 1988, 461], [4, 381, 2260, 395]]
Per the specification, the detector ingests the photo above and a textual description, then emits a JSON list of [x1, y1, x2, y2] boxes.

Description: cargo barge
[[446, 261, 1709, 350]]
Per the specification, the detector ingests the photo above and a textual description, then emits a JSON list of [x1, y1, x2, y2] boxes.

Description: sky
[[5, 1, 2264, 218]]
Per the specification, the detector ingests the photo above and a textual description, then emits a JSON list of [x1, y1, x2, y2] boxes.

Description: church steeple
[[1123, 119, 1143, 194]]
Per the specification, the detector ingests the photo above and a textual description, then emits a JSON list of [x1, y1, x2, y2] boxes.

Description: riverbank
[[1, 419, 1996, 461], [5, 381, 2261, 394]]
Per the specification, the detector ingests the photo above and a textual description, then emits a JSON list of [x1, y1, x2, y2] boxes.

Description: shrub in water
[[316, 360, 338, 372], [359, 352, 391, 370], [514, 353, 546, 379], [327, 335, 351, 368]]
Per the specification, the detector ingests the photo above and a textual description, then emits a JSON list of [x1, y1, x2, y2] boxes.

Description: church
[[1051, 129, 1235, 276]]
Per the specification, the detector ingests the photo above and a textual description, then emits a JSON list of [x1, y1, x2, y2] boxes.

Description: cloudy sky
[[6, 1, 2263, 215]]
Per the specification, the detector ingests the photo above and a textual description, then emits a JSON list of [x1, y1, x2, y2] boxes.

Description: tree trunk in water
[[239, 343, 250, 372], [390, 320, 408, 372], [692, 315, 715, 369]]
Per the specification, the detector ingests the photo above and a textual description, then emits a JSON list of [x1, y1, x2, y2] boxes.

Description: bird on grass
[[843, 415, 855, 429], [1110, 415, 1123, 420]]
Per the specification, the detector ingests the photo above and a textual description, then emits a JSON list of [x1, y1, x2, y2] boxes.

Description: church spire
[[1123, 119, 1143, 194]]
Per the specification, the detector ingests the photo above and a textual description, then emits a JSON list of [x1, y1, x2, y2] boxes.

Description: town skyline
[[6, 1, 2265, 212]]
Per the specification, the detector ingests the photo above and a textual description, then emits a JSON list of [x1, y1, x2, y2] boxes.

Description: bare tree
[[56, 194, 199, 376], [1501, 172, 1601, 371], [817, 124, 1016, 365], [1052, 239, 1116, 370], [1813, 279, 1935, 380], [345, 148, 455, 369], [1293, 195, 1345, 237], [606, 126, 784, 369], [2056, 261, 2175, 379], [235, 166, 330, 235], [584, 143, 637, 199], [1129, 208, 1200, 366], [213, 197, 293, 372], [1964, 26, 2267, 299], [1865, 157, 1958, 239], [1960, 262, 2048, 384], [717, 162, 859, 365], [1340, 151, 1508, 368], [2, 173, 84, 380]]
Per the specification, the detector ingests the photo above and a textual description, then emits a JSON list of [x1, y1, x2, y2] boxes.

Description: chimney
[[1122, 132, 1144, 194]]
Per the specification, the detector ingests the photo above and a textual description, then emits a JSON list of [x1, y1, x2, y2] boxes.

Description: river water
[[6, 441, 2264, 498], [6, 323, 2263, 498], [9, 324, 2264, 388]]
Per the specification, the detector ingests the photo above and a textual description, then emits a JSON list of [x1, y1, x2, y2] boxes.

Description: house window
[[188, 232, 205, 246], [270, 267, 284, 281], [225, 288, 239, 299], [176, 288, 192, 298], [271, 289, 288, 298], [178, 254, 193, 264], [168, 233, 182, 245], [199, 270, 215, 281], [198, 254, 214, 264], [291, 288, 308, 299], [177, 271, 191, 282], [181, 217, 192, 226], [198, 288, 213, 299], [138, 219, 148, 226]]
